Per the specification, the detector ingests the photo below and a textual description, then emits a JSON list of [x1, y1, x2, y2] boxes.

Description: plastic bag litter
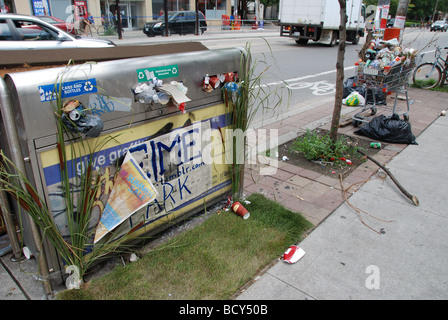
[[343, 76, 386, 105], [354, 114, 418, 144], [343, 91, 365, 106]]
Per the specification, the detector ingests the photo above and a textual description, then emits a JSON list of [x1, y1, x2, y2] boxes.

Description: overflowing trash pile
[[343, 37, 419, 108], [345, 37, 420, 145], [361, 38, 418, 72]]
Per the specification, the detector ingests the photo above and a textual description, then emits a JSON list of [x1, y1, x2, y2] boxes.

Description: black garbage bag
[[354, 114, 418, 144], [343, 76, 386, 105], [343, 76, 363, 98]]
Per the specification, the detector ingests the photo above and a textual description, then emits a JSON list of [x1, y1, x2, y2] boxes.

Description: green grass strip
[[58, 193, 312, 300]]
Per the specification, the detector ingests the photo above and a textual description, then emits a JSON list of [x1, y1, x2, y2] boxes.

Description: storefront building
[[4, 0, 231, 30]]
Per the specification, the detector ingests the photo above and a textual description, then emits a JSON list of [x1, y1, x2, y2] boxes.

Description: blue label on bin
[[38, 78, 98, 102]]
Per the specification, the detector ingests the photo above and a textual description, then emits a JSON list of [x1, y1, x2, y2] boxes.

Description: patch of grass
[[412, 80, 448, 93], [57, 193, 312, 300], [412, 79, 439, 89], [290, 129, 364, 166]]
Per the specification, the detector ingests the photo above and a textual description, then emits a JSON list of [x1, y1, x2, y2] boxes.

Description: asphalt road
[[109, 27, 448, 128], [205, 28, 448, 129]]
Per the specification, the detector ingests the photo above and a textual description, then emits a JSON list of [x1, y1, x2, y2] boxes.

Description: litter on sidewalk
[[282, 245, 305, 264]]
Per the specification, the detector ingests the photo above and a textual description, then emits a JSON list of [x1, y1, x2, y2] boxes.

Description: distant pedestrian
[[74, 17, 90, 36], [88, 12, 94, 25]]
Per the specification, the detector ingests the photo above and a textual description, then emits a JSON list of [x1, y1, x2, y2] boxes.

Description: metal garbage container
[[0, 46, 244, 289]]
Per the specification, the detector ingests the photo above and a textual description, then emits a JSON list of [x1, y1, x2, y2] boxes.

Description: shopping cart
[[351, 58, 418, 127]]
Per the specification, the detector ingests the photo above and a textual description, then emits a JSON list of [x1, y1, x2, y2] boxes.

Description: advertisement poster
[[393, 15, 406, 29], [74, 0, 87, 19], [32, 0, 50, 16], [40, 112, 225, 243], [94, 152, 158, 243], [380, 4, 389, 29]]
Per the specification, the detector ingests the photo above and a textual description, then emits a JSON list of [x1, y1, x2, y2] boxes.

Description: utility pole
[[376, 0, 391, 30], [394, 0, 410, 40], [116, 0, 122, 40], [164, 0, 169, 36], [195, 0, 199, 35], [432, 0, 440, 22]]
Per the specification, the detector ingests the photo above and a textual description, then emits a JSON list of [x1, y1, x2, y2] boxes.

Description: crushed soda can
[[370, 142, 381, 149]]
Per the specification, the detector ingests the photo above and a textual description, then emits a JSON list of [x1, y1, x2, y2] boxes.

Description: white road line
[[261, 66, 356, 87]]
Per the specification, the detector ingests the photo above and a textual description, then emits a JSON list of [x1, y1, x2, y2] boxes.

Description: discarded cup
[[224, 72, 234, 82], [282, 245, 305, 264], [23, 247, 34, 260], [231, 201, 250, 219], [208, 76, 221, 89]]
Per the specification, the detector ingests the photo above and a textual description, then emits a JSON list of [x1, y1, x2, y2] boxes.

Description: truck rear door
[[279, 0, 324, 25]]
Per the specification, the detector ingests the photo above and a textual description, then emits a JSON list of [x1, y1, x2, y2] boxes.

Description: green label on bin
[[136, 64, 179, 82]]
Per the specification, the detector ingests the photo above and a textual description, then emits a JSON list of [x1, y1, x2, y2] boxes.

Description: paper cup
[[23, 247, 34, 259], [231, 201, 250, 219], [209, 76, 221, 89], [224, 72, 234, 82]]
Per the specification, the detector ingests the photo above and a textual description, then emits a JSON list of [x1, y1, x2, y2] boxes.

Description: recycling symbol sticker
[[84, 81, 94, 91], [136, 64, 179, 82], [38, 78, 98, 102]]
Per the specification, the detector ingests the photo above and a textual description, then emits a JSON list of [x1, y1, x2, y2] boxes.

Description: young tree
[[329, 0, 347, 143]]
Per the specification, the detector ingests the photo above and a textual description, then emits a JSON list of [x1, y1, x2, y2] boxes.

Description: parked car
[[37, 15, 75, 35], [143, 11, 207, 37], [0, 13, 115, 50], [387, 18, 395, 28], [430, 20, 448, 31]]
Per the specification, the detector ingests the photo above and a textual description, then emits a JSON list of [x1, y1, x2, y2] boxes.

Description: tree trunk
[[329, 0, 347, 143]]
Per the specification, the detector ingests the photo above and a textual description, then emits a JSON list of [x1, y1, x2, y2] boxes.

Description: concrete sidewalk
[[237, 90, 448, 300], [2, 86, 447, 300], [96, 25, 280, 46]]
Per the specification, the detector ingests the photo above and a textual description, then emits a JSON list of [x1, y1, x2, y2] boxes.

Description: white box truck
[[279, 0, 366, 46]]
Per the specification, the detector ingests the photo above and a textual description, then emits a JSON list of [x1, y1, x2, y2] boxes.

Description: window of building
[[199, 0, 226, 19], [152, 0, 190, 19]]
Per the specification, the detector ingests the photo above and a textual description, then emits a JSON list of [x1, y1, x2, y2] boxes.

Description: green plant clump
[[290, 130, 363, 165], [103, 26, 116, 36]]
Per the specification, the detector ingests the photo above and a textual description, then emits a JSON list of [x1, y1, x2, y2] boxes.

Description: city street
[[203, 28, 448, 128], [2, 24, 448, 300], [103, 27, 448, 128]]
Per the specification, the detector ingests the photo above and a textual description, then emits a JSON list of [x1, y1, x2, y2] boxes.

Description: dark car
[[387, 18, 395, 28], [143, 11, 207, 37], [431, 20, 448, 31]]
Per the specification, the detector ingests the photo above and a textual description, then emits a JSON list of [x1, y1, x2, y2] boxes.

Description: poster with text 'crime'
[[101, 120, 214, 241], [94, 152, 158, 243], [41, 114, 220, 242], [96, 120, 212, 242]]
